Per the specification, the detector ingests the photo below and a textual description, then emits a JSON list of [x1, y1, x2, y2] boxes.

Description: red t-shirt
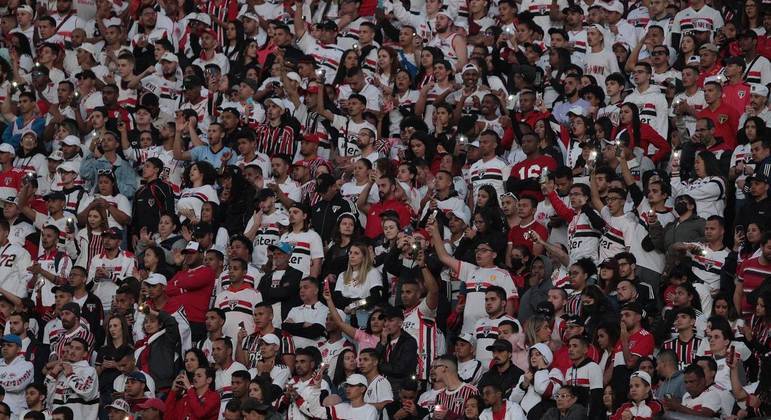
[[612, 328, 655, 367], [364, 199, 412, 239], [721, 82, 751, 115], [737, 256, 771, 314], [507, 220, 549, 254], [697, 103, 740, 148]]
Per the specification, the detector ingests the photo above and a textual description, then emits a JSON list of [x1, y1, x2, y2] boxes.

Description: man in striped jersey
[[433, 354, 478, 419], [663, 307, 703, 370], [468, 130, 510, 200], [46, 302, 95, 362], [213, 337, 247, 418], [214, 258, 262, 340], [734, 232, 771, 315]]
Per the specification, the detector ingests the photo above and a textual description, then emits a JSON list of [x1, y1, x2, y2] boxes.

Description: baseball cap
[[136, 398, 165, 413], [61, 135, 81, 147], [183, 75, 203, 88], [630, 370, 652, 385], [450, 206, 471, 226], [57, 161, 79, 173], [191, 13, 212, 26], [52, 284, 75, 295], [44, 191, 66, 201], [486, 339, 513, 352], [145, 273, 167, 286], [620, 301, 644, 315], [103, 17, 122, 27], [126, 371, 148, 383], [239, 11, 259, 22], [48, 150, 64, 161], [535, 301, 555, 317], [259, 333, 281, 346], [750, 83, 769, 97], [103, 227, 123, 238], [601, 1, 623, 14], [160, 52, 179, 63], [0, 144, 16, 155], [0, 334, 22, 346], [16, 5, 33, 14], [183, 241, 203, 253], [345, 374, 369, 387], [562, 314, 585, 326], [106, 399, 130, 413], [562, 4, 583, 14], [567, 106, 586, 117], [456, 332, 476, 346], [77, 43, 98, 61], [382, 305, 405, 320], [267, 242, 294, 255], [461, 63, 480, 74], [60, 302, 81, 316], [699, 43, 719, 53]]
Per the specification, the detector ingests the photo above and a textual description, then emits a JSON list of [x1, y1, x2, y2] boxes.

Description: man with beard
[[45, 337, 99, 420], [427, 7, 467, 71], [359, 176, 412, 239], [46, 302, 95, 361], [697, 79, 740, 149], [278, 347, 331, 420], [165, 242, 216, 341], [87, 228, 135, 313], [477, 339, 523, 396], [310, 174, 355, 240], [140, 53, 183, 116]]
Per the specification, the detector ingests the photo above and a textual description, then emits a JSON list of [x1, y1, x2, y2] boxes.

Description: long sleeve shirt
[[165, 388, 220, 420], [164, 265, 216, 323]]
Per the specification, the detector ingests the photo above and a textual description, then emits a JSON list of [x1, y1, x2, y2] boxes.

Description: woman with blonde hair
[[525, 315, 553, 348], [66, 206, 109, 270], [333, 241, 384, 326]]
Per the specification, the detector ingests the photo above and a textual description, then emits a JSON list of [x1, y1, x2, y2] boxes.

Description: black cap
[[486, 339, 513, 352], [319, 20, 338, 31], [562, 4, 583, 14], [76, 69, 97, 80], [724, 56, 747, 68], [52, 285, 75, 295], [241, 78, 260, 92], [61, 302, 81, 316], [315, 173, 337, 195], [183, 75, 203, 88], [289, 202, 311, 215], [103, 227, 123, 238], [44, 191, 66, 201], [621, 302, 644, 315], [382, 306, 404, 320], [672, 306, 696, 319], [193, 222, 213, 238], [535, 301, 555, 317], [562, 314, 585, 326], [256, 188, 276, 201]]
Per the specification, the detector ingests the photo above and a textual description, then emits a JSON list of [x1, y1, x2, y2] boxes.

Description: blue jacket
[[80, 153, 138, 199], [1, 116, 45, 149]]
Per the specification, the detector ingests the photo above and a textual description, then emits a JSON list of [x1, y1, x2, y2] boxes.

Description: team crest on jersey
[[3, 179, 10, 186], [229, 300, 238, 310], [148, 198, 155, 207], [738, 90, 746, 98], [86, 303, 96, 312], [718, 114, 728, 124], [479, 169, 486, 178], [483, 325, 492, 335]]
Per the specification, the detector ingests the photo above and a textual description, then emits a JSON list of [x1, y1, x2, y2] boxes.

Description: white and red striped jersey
[[241, 329, 296, 369], [0, 242, 33, 299], [140, 74, 183, 116], [682, 388, 722, 414], [624, 87, 669, 141], [319, 338, 355, 377], [180, 97, 211, 131], [215, 360, 248, 417], [214, 284, 263, 340], [177, 185, 219, 222], [336, 16, 373, 50], [435, 383, 478, 418], [672, 4, 724, 38], [45, 360, 99, 420], [254, 122, 296, 157], [730, 145, 752, 200], [468, 156, 510, 200], [403, 299, 445, 380], [49, 324, 95, 360], [280, 230, 324, 278], [215, 264, 263, 295], [564, 359, 603, 393], [456, 261, 518, 334], [33, 249, 72, 308], [598, 207, 639, 263], [519, 0, 567, 33], [473, 314, 518, 367], [87, 249, 136, 312], [285, 303, 329, 349], [688, 244, 729, 293], [743, 55, 771, 85], [296, 31, 343, 85], [662, 335, 703, 370], [736, 255, 771, 314]]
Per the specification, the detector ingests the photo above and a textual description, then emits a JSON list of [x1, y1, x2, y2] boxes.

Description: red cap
[[292, 159, 311, 168], [306, 85, 320, 94], [303, 133, 322, 144], [136, 398, 165, 413], [202, 28, 217, 39]]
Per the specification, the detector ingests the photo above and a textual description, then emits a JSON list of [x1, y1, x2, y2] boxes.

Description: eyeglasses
[[500, 192, 518, 200], [607, 196, 625, 202], [556, 393, 574, 400]]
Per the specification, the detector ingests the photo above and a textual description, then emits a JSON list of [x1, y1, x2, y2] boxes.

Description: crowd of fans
[[0, 0, 769, 419]]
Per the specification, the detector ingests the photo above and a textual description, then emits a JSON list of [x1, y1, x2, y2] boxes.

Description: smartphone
[[728, 345, 735, 363], [735, 225, 745, 235]]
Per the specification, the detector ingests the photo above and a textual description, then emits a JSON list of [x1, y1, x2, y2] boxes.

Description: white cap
[[106, 399, 130, 413], [750, 83, 769, 97], [436, 5, 457, 21], [239, 11, 259, 21], [77, 43, 98, 61], [530, 342, 553, 365], [48, 150, 65, 161], [630, 370, 652, 385], [57, 161, 79, 173], [0, 144, 15, 155], [265, 97, 295, 114], [61, 135, 81, 147], [160, 52, 179, 63], [704, 75, 724, 86], [461, 63, 480, 74], [286, 72, 302, 83], [456, 332, 476, 346], [345, 374, 369, 387], [103, 17, 122, 27], [259, 333, 280, 346], [450, 206, 471, 226], [567, 105, 586, 117], [145, 273, 167, 286], [16, 5, 33, 15], [469, 140, 480, 148], [192, 13, 212, 26], [183, 241, 203, 253], [601, 1, 624, 14]]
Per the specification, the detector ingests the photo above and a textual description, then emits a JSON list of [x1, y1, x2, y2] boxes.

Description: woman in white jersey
[[13, 132, 48, 177], [76, 171, 132, 230], [66, 206, 107, 270], [333, 242, 384, 326], [177, 161, 220, 222], [671, 151, 726, 219]]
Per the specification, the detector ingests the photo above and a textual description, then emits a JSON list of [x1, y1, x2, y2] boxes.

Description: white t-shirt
[[456, 262, 518, 334], [335, 268, 382, 300], [280, 230, 324, 278]]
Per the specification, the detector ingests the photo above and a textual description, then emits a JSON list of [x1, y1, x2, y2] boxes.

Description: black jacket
[[79, 292, 105, 347], [258, 266, 303, 322], [376, 330, 418, 392], [131, 178, 176, 235], [310, 194, 355, 242], [478, 362, 524, 397], [737, 196, 771, 231], [137, 311, 181, 390]]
